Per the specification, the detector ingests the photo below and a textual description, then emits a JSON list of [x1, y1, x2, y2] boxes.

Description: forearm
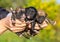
[[0, 27, 7, 35]]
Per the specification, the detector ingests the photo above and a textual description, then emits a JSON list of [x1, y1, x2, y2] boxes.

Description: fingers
[[15, 23, 26, 27], [9, 19, 26, 32], [34, 23, 40, 30], [27, 21, 48, 30], [39, 21, 48, 28], [10, 27, 25, 32], [45, 18, 56, 25]]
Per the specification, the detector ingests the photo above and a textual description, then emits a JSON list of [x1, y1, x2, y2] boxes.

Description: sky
[[42, 0, 60, 4], [56, 0, 60, 4]]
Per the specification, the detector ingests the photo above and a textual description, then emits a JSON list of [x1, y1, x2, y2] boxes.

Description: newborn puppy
[[11, 8, 25, 26], [13, 8, 26, 35], [16, 8, 25, 20], [36, 10, 47, 24], [25, 7, 38, 36]]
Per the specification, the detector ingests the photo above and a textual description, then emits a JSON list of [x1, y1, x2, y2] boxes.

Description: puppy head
[[25, 7, 37, 20], [15, 8, 25, 20], [36, 10, 47, 24]]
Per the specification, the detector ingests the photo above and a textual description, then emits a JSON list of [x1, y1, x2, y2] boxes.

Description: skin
[[27, 20, 48, 30], [10, 19, 26, 32]]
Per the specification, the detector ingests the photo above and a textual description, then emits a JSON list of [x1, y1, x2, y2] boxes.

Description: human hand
[[10, 19, 26, 32]]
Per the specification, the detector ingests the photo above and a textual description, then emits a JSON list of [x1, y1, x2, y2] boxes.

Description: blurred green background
[[0, 0, 60, 42]]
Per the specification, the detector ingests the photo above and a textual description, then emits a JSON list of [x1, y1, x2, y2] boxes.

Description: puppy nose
[[27, 16, 30, 18], [34, 23, 40, 30]]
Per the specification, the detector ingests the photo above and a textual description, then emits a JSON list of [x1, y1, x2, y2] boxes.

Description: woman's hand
[[10, 19, 26, 32]]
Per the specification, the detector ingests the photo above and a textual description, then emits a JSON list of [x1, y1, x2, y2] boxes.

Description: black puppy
[[25, 7, 47, 36], [25, 7, 38, 36]]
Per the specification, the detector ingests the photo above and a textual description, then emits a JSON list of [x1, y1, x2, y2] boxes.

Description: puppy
[[25, 7, 38, 36]]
